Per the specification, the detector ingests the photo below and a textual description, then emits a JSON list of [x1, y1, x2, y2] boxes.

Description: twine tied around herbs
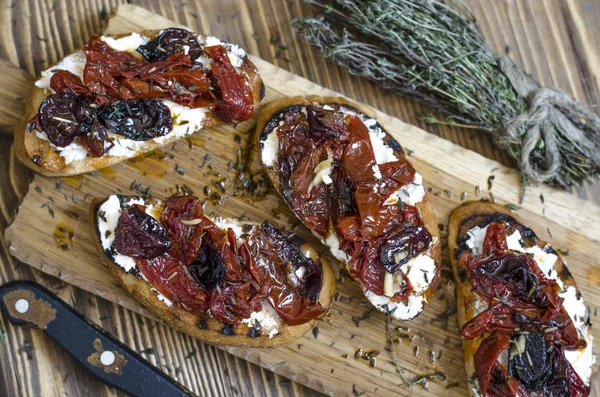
[[497, 57, 600, 187], [294, 0, 600, 189]]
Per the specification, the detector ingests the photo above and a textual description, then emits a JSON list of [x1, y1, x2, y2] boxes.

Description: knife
[[0, 280, 196, 397]]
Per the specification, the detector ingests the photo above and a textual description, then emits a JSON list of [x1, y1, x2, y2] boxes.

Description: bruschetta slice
[[256, 96, 441, 321], [448, 201, 594, 396], [16, 28, 264, 176], [90, 194, 335, 347]]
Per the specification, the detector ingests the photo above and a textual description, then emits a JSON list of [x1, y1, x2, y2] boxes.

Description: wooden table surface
[[0, 1, 598, 396]]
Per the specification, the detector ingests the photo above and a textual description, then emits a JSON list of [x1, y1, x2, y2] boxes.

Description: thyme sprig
[[294, 0, 600, 188]]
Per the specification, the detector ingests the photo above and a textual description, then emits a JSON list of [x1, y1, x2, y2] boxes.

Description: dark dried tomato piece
[[507, 332, 551, 392], [137, 28, 202, 62], [38, 91, 95, 147], [77, 120, 114, 157], [205, 45, 254, 122], [380, 226, 433, 273], [259, 221, 323, 301], [476, 254, 539, 299], [186, 242, 226, 290], [98, 99, 172, 141], [114, 205, 169, 259]]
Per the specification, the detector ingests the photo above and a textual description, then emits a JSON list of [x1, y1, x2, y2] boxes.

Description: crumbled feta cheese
[[241, 301, 282, 338], [384, 173, 425, 206], [101, 33, 149, 53], [323, 232, 351, 262], [261, 129, 280, 167], [465, 225, 489, 256]]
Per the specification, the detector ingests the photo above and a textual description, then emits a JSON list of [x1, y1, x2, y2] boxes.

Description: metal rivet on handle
[[100, 350, 116, 366], [15, 299, 29, 314]]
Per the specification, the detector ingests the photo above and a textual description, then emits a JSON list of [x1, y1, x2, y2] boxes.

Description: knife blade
[[0, 280, 196, 397]]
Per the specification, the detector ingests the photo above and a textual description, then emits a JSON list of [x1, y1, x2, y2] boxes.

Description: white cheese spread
[[241, 301, 282, 338]]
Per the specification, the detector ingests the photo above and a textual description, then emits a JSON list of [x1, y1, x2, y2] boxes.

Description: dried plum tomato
[[259, 221, 322, 301], [98, 99, 172, 140], [78, 121, 114, 157], [137, 28, 202, 62], [114, 205, 169, 259], [38, 91, 95, 147], [380, 226, 432, 273], [186, 242, 226, 290], [476, 254, 539, 299], [508, 332, 551, 391]]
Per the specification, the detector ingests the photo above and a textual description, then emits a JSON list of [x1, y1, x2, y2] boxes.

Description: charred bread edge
[[15, 29, 265, 177], [89, 195, 335, 347], [256, 95, 441, 321], [447, 200, 593, 396]]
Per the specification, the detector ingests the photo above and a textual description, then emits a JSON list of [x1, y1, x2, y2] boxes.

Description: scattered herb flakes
[[199, 153, 211, 168], [175, 164, 185, 175], [352, 384, 366, 397], [35, 185, 42, 194], [429, 350, 436, 363], [413, 345, 420, 357], [540, 194, 545, 204], [446, 382, 461, 389], [90, 171, 100, 177], [460, 191, 467, 201], [351, 309, 375, 327], [312, 327, 320, 338], [547, 227, 553, 238], [272, 361, 286, 369], [489, 192, 496, 203], [55, 179, 63, 192], [475, 186, 481, 197], [72, 193, 78, 204], [18, 339, 34, 360], [175, 367, 181, 377], [185, 348, 197, 360], [505, 203, 519, 212], [139, 347, 156, 355], [48, 204, 55, 218], [228, 159, 234, 172]]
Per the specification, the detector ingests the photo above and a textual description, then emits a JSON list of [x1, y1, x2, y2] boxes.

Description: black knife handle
[[0, 280, 195, 397]]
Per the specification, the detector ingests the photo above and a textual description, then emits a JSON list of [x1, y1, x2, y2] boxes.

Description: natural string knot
[[496, 57, 600, 187]]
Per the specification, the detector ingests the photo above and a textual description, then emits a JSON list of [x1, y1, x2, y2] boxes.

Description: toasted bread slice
[[15, 29, 264, 176], [256, 96, 441, 321], [448, 201, 594, 396], [90, 195, 335, 347]]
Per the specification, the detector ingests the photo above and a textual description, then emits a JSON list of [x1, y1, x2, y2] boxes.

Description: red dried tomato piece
[[136, 252, 210, 315], [244, 222, 326, 325], [50, 70, 90, 96], [123, 79, 165, 98], [84, 34, 144, 79], [205, 45, 254, 122], [474, 333, 512, 396], [160, 195, 205, 264], [208, 281, 263, 324]]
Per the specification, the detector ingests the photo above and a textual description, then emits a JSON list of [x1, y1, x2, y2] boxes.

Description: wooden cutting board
[[5, 5, 599, 396]]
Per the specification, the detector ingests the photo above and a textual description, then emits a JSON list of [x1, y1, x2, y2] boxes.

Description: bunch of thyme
[[294, 0, 600, 188]]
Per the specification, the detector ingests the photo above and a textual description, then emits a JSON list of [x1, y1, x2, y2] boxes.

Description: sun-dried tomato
[[50, 70, 90, 97], [205, 45, 254, 122], [38, 91, 95, 147], [114, 204, 169, 258], [137, 28, 203, 62], [160, 195, 205, 264]]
